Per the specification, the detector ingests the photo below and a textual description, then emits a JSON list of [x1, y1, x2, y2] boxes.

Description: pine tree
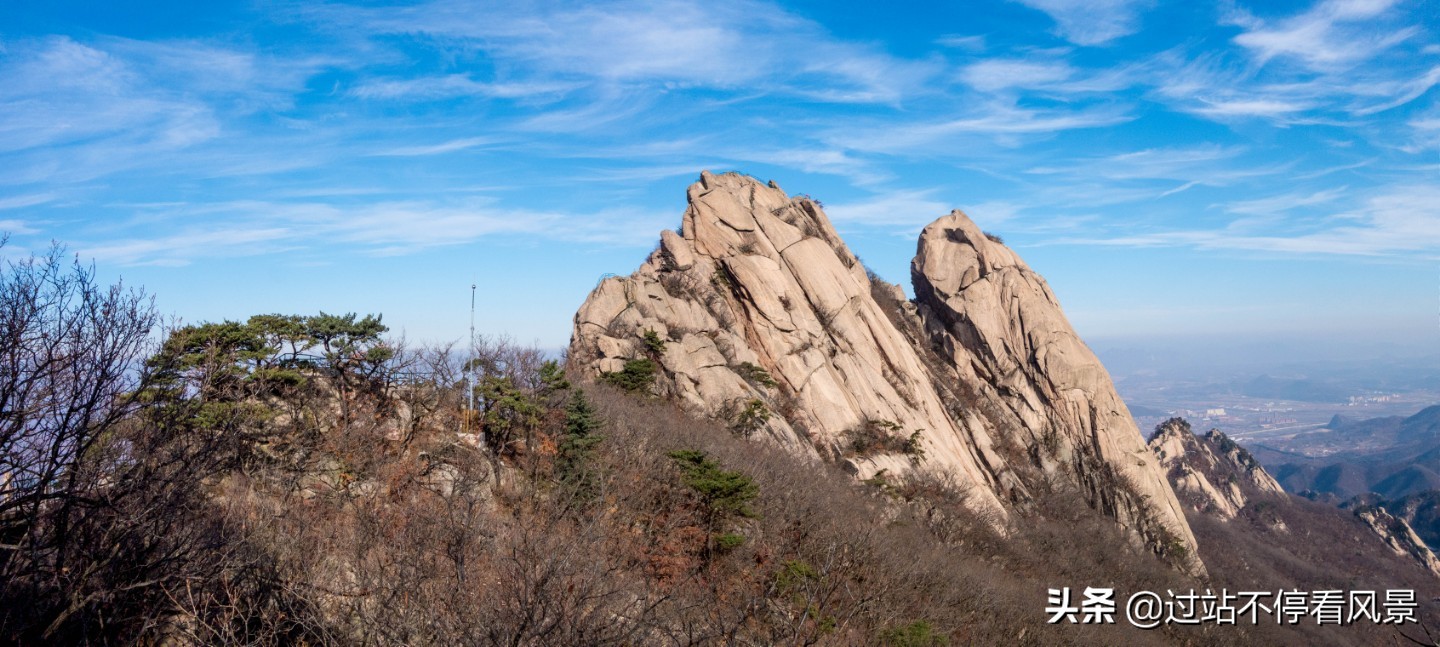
[[557, 390, 603, 489]]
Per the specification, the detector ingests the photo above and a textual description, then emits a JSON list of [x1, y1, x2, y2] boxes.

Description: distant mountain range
[[1252, 405, 1440, 500], [1240, 374, 1352, 403], [1247, 405, 1440, 561]]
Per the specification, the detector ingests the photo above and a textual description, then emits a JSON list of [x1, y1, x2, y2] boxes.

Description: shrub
[[879, 620, 947, 646], [641, 328, 666, 356], [731, 398, 771, 436], [902, 431, 926, 463], [715, 533, 747, 551], [659, 270, 700, 298], [845, 419, 921, 458], [774, 559, 820, 592], [667, 450, 759, 521], [599, 358, 657, 394], [982, 231, 1003, 244], [735, 361, 778, 389], [711, 268, 732, 290]]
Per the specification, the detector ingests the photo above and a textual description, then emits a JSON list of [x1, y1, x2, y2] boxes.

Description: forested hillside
[[2, 246, 1436, 645]]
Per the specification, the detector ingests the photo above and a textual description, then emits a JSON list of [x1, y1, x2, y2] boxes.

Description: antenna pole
[[468, 282, 477, 426]]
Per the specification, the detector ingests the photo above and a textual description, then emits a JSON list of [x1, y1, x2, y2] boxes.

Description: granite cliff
[[1149, 418, 1286, 520], [1149, 417, 1440, 577], [570, 171, 1201, 572]]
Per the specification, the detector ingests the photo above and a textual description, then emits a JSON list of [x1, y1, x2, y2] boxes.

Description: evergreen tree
[[557, 390, 603, 489]]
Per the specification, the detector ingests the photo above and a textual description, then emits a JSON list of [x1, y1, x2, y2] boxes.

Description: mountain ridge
[[570, 171, 1202, 572]]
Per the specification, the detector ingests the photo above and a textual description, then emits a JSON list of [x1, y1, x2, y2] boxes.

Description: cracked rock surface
[[570, 171, 1203, 573], [1148, 418, 1286, 520]]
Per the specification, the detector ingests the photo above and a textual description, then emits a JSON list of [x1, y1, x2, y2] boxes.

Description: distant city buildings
[[1347, 394, 1398, 406]]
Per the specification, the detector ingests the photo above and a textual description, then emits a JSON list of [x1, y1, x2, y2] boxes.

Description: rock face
[[570, 171, 1201, 571], [1149, 417, 1440, 578], [1148, 418, 1286, 520], [1353, 506, 1440, 577]]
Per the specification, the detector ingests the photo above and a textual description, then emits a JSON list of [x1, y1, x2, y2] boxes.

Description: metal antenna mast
[[468, 281, 477, 426]]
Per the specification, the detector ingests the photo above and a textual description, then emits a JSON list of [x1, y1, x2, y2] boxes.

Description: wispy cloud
[[370, 136, 497, 157], [0, 219, 39, 235], [313, 0, 935, 105], [831, 102, 1132, 153], [81, 226, 298, 267], [2, 0, 1435, 346], [1348, 65, 1440, 115], [728, 148, 890, 187], [1219, 187, 1347, 217], [1228, 0, 1414, 70], [1027, 145, 1249, 181], [960, 59, 1075, 92], [0, 37, 219, 155], [1146, 5, 1437, 125], [1012, 0, 1152, 45], [0, 193, 54, 210], [826, 189, 954, 229], [72, 196, 672, 266], [0, 35, 340, 186], [350, 75, 581, 101], [1060, 185, 1440, 257], [936, 34, 987, 51], [961, 200, 1024, 227], [1404, 112, 1440, 152]]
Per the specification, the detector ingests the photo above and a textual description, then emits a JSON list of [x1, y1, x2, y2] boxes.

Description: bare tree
[[0, 244, 157, 638]]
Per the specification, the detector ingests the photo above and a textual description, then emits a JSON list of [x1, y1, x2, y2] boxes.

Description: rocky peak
[[570, 171, 1202, 572], [910, 213, 1195, 555], [1148, 418, 1285, 520], [1352, 505, 1440, 577]]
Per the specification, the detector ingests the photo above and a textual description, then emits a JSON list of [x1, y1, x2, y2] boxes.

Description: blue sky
[[1, 0, 1437, 357]]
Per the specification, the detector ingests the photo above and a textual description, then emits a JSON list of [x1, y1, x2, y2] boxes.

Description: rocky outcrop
[[1149, 418, 1440, 578], [570, 171, 1201, 572], [910, 213, 1197, 563], [1148, 418, 1285, 520], [1353, 506, 1440, 577]]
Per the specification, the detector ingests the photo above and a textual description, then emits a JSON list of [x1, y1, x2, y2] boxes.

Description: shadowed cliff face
[[569, 171, 1203, 573]]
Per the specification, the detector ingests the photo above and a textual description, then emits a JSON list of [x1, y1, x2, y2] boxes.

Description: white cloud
[[1349, 65, 1440, 115], [1220, 187, 1347, 216], [1404, 113, 1440, 151], [1026, 145, 1265, 185], [0, 219, 38, 235], [825, 189, 953, 228], [960, 59, 1074, 92], [1060, 185, 1440, 257], [1146, 25, 1436, 125], [101, 37, 323, 111], [316, 0, 936, 105], [1229, 0, 1414, 69], [371, 136, 497, 157], [961, 200, 1024, 227], [729, 148, 890, 187], [350, 74, 581, 101], [936, 35, 987, 51], [81, 226, 297, 267], [831, 102, 1132, 153], [1189, 96, 1313, 118], [1012, 0, 1152, 45], [0, 37, 219, 154], [71, 195, 673, 266], [0, 35, 341, 186], [0, 193, 53, 210]]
